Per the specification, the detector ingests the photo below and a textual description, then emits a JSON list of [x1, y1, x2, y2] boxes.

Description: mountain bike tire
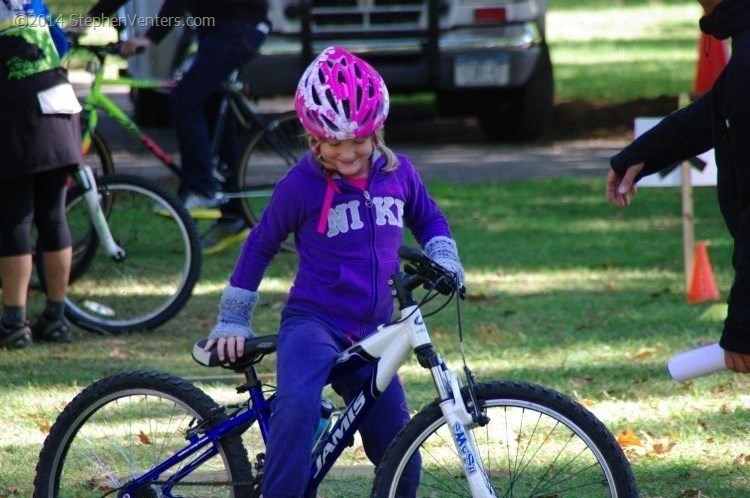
[[235, 111, 306, 253], [371, 381, 639, 498], [33, 370, 253, 497], [37, 174, 201, 334]]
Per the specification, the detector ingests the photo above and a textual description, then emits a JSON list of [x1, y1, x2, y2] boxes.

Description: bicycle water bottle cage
[[192, 336, 278, 371]]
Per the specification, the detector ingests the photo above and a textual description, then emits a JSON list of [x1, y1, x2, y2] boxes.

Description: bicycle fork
[[75, 165, 126, 261], [427, 357, 498, 498]]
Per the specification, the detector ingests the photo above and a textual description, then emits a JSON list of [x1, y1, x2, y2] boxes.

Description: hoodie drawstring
[[317, 172, 341, 234]]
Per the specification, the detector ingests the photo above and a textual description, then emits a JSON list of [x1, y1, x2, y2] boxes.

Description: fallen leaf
[[137, 431, 152, 445], [734, 454, 750, 466], [38, 421, 51, 434], [634, 348, 656, 360], [109, 347, 128, 360], [652, 441, 676, 455], [678, 490, 701, 498], [579, 398, 596, 408], [616, 428, 642, 447]]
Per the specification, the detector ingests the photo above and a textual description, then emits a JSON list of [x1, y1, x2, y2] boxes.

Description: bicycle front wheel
[[50, 174, 201, 333], [235, 111, 306, 233], [33, 370, 253, 497], [372, 381, 638, 498]]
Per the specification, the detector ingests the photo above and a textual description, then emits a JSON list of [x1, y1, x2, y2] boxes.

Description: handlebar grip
[[397, 245, 426, 264]]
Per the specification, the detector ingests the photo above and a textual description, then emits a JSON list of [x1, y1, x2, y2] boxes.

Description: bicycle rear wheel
[[372, 381, 638, 498], [235, 111, 306, 250], [33, 370, 253, 497], [39, 174, 201, 334]]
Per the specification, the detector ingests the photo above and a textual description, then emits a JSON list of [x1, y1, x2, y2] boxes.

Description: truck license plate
[[453, 55, 510, 87]]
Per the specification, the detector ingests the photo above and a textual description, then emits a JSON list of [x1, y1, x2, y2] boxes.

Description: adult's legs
[[170, 22, 267, 199], [31, 167, 73, 342], [0, 174, 35, 348]]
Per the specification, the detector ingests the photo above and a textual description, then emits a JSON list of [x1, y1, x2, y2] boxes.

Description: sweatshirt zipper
[[363, 178, 378, 326]]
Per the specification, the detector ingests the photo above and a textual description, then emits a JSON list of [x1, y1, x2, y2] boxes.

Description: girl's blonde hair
[[308, 128, 399, 173]]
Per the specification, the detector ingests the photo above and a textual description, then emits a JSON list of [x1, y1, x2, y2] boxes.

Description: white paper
[[667, 343, 726, 381], [37, 83, 83, 115]]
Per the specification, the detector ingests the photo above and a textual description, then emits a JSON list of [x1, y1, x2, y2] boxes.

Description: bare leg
[[0, 254, 32, 307], [41, 248, 71, 302]]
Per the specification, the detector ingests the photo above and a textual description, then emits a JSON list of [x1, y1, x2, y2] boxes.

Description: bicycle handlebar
[[65, 34, 146, 62], [398, 245, 465, 298]]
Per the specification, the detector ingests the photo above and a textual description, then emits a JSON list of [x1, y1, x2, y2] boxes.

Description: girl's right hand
[[205, 336, 246, 363]]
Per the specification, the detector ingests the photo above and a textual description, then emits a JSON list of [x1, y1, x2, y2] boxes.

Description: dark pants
[[0, 167, 74, 256], [262, 309, 421, 497], [169, 21, 267, 199]]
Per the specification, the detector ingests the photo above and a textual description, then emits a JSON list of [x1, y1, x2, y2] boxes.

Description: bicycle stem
[[76, 165, 126, 261]]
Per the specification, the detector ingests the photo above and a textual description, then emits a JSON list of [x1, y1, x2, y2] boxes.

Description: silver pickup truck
[[125, 0, 553, 141]]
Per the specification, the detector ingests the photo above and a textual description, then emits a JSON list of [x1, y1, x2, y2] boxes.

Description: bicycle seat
[[192, 336, 278, 370]]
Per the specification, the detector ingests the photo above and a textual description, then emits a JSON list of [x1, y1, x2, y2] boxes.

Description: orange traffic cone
[[692, 32, 730, 98], [687, 241, 720, 303]]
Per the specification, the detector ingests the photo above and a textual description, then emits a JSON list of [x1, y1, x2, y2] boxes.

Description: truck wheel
[[478, 44, 554, 142]]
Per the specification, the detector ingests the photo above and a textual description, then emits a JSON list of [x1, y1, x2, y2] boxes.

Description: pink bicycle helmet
[[295, 46, 390, 140]]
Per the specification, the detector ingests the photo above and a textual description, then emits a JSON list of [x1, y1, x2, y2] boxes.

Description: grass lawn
[[9, 1, 744, 496], [3, 177, 749, 496]]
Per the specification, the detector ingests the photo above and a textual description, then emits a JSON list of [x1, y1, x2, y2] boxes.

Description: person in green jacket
[[0, 0, 82, 348]]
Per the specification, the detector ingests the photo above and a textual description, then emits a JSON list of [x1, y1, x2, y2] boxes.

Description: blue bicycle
[[33, 247, 638, 497]]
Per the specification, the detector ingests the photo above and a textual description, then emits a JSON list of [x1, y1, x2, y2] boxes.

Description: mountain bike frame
[[73, 164, 125, 262], [73, 42, 298, 200], [121, 269, 496, 497], [74, 43, 179, 173]]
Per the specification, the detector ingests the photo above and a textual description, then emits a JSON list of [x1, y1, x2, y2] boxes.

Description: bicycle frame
[[123, 300, 496, 498], [74, 164, 125, 261], [78, 55, 180, 175], [75, 43, 290, 194]]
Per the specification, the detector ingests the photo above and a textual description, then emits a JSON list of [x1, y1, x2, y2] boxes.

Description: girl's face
[[317, 136, 375, 179]]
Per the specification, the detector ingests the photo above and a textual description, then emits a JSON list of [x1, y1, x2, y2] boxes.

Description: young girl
[[204, 46, 464, 497]]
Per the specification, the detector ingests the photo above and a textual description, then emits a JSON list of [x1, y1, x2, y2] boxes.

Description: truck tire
[[478, 43, 554, 142]]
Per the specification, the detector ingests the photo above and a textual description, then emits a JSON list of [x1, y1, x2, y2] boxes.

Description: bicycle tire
[[39, 174, 201, 334], [235, 111, 306, 252], [86, 130, 116, 177], [33, 370, 253, 497], [371, 381, 639, 498]]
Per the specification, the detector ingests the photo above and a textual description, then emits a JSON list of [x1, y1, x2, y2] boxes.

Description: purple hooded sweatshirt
[[229, 150, 452, 337]]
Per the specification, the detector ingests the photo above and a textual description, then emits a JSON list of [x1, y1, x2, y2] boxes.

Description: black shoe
[[31, 314, 72, 343], [0, 322, 32, 349]]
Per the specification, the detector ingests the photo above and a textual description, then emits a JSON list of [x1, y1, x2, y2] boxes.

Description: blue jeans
[[169, 21, 267, 199], [262, 308, 421, 497]]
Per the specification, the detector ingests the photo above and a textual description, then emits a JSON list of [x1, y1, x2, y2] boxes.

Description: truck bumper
[[241, 22, 544, 97]]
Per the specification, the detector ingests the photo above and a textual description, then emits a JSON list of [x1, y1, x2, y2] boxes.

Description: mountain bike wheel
[[84, 130, 116, 177], [235, 111, 306, 251], [372, 381, 639, 498], [38, 174, 201, 334], [33, 370, 253, 497]]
